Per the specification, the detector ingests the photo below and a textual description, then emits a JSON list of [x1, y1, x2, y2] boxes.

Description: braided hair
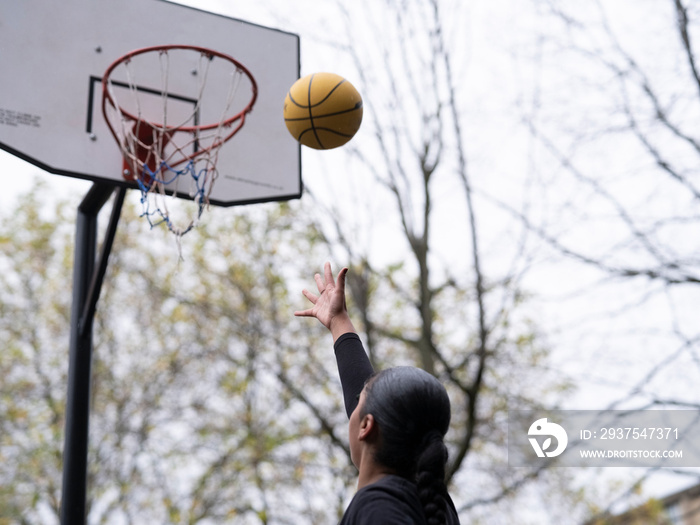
[[361, 367, 451, 525]]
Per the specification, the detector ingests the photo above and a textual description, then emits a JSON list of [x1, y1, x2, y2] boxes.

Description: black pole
[[60, 183, 122, 525], [80, 186, 126, 336]]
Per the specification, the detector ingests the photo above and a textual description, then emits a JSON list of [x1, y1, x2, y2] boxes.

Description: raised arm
[[295, 262, 374, 417]]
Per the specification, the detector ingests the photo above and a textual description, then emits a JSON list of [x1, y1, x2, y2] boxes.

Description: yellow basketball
[[283, 72, 363, 150]]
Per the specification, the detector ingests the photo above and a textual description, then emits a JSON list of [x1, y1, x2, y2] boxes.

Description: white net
[[102, 46, 256, 236]]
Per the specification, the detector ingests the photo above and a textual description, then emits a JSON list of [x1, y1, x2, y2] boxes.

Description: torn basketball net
[[102, 45, 257, 236]]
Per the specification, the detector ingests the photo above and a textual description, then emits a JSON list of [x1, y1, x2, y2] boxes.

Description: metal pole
[[80, 186, 126, 336], [60, 183, 121, 525]]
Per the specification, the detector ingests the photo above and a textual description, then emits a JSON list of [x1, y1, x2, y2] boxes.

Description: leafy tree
[[0, 187, 73, 522], [0, 170, 572, 524], [0, 189, 351, 524]]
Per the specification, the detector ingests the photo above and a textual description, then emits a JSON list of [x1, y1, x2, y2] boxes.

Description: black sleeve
[[333, 332, 375, 418]]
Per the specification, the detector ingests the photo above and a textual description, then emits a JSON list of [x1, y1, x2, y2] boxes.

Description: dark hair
[[361, 366, 451, 525]]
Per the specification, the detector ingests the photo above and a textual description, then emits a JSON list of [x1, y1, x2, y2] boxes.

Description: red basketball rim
[[102, 44, 257, 133]]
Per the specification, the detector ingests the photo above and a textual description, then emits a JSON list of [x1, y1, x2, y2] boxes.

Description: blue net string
[[136, 159, 213, 237]]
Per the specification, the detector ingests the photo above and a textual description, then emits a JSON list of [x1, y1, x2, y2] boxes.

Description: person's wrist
[[329, 313, 355, 342]]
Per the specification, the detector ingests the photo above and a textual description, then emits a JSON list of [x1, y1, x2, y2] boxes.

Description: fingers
[[314, 272, 325, 293], [295, 288, 317, 317], [324, 261, 334, 287], [301, 288, 318, 304], [315, 263, 343, 293], [296, 263, 348, 321], [336, 267, 348, 291]]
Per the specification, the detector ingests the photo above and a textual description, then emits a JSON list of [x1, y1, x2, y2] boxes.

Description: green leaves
[[0, 192, 351, 524]]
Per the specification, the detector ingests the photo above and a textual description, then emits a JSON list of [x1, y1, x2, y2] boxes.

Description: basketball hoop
[[102, 45, 257, 236]]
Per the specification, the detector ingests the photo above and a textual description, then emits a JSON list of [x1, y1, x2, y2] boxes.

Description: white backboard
[[0, 0, 301, 206]]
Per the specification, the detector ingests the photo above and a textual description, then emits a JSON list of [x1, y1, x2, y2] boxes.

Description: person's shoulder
[[340, 476, 424, 525], [445, 492, 461, 525]]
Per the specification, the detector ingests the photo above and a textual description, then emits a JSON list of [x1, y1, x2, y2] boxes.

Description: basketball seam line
[[308, 74, 322, 148], [288, 80, 349, 109], [297, 127, 356, 139], [283, 102, 362, 122]]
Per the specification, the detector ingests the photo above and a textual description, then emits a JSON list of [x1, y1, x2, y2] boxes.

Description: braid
[[416, 435, 449, 525], [359, 367, 453, 523]]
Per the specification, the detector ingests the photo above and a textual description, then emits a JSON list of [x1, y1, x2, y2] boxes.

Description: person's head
[[352, 366, 452, 525]]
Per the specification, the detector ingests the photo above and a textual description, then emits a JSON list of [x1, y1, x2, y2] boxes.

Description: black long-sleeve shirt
[[334, 332, 375, 417]]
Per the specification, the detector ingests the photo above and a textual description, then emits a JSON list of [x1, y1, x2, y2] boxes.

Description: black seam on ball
[[298, 127, 356, 141], [284, 102, 363, 122], [289, 78, 349, 109], [308, 74, 323, 148]]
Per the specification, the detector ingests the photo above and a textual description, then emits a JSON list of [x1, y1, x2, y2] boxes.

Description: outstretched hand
[[294, 262, 355, 340]]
